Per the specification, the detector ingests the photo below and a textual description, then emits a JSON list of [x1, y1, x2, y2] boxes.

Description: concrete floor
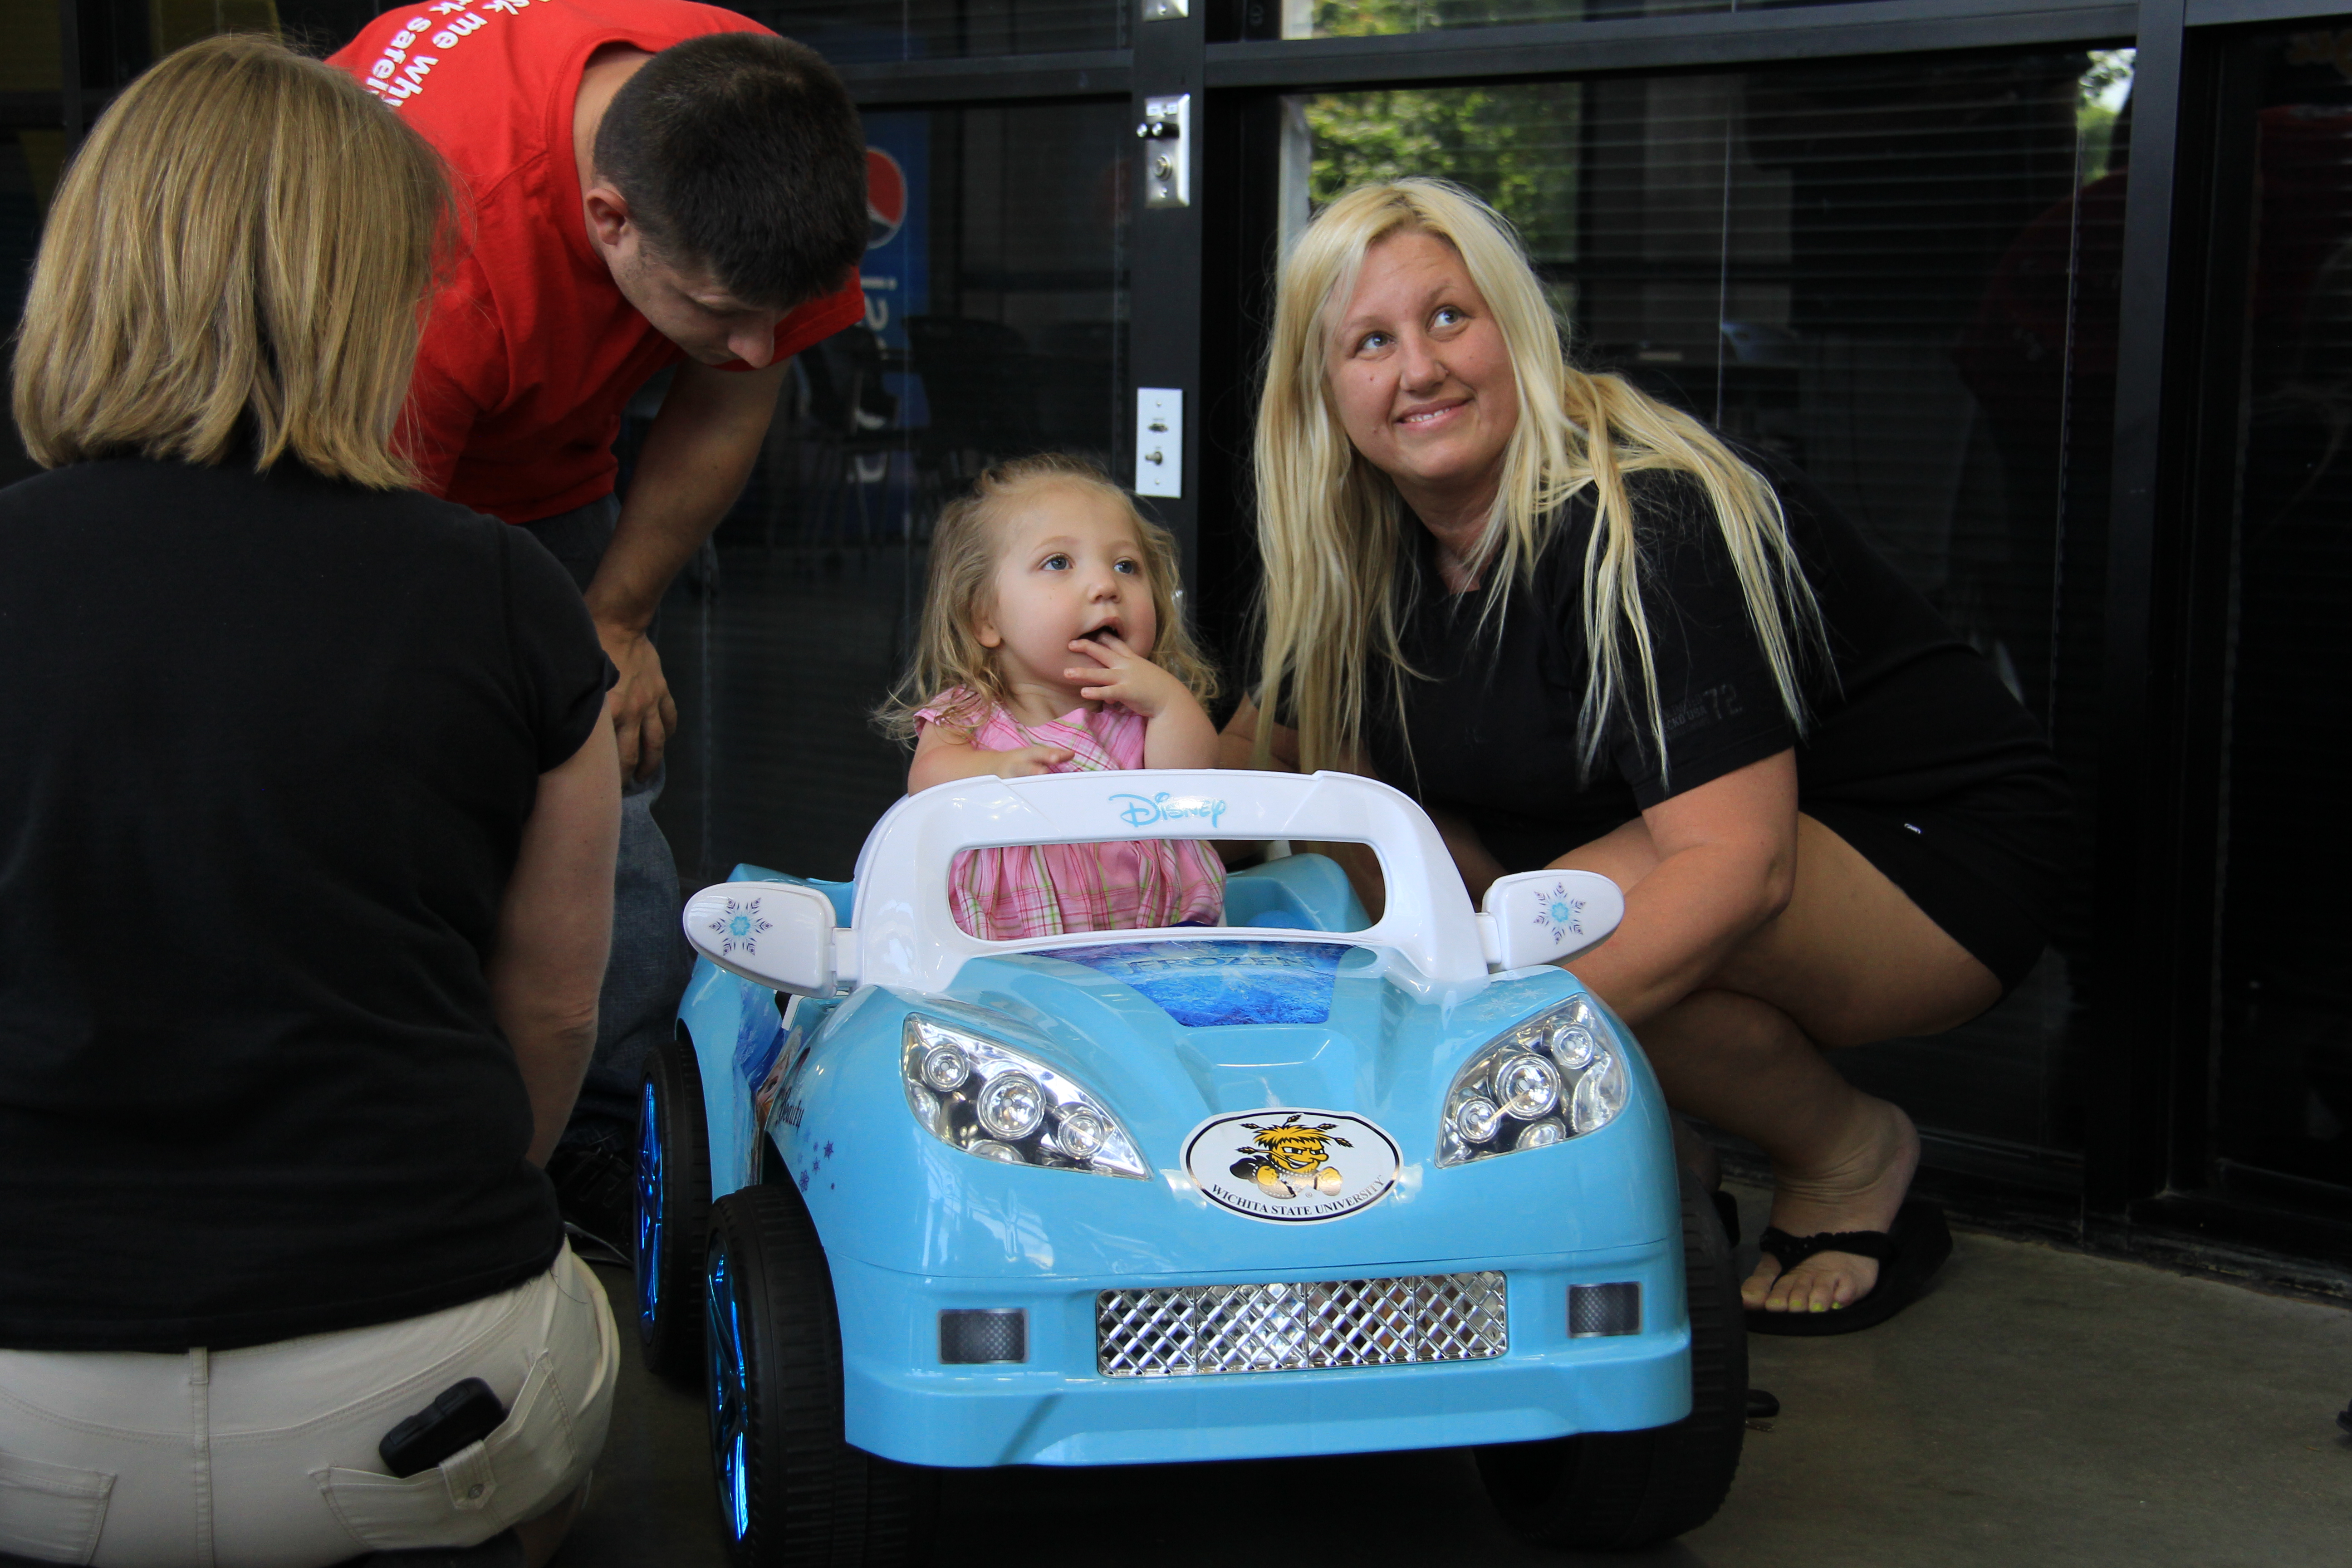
[[569, 1188, 2352, 1567]]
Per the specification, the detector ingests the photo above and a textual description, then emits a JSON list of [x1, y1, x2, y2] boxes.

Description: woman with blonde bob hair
[[14, 36, 444, 483], [1226, 179, 2069, 1333], [2, 35, 622, 1568]]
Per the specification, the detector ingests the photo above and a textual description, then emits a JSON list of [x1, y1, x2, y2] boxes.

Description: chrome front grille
[[1096, 1272, 1507, 1377]]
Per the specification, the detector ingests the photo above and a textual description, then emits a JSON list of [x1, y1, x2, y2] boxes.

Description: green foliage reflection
[[1303, 78, 1583, 270]]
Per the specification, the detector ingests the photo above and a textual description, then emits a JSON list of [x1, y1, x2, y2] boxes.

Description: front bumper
[[831, 1241, 1689, 1468]]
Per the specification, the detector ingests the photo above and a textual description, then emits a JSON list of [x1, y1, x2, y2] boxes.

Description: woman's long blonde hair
[[875, 454, 1220, 740], [11, 33, 452, 487], [1253, 179, 1825, 781]]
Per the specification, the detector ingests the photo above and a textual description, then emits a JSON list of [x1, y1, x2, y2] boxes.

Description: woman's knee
[[1717, 817, 2002, 1046]]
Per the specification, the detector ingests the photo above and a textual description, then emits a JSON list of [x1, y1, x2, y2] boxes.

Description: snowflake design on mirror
[[710, 898, 774, 957], [1530, 880, 1585, 947]]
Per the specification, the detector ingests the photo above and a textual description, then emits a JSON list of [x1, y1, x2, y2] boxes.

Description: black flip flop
[[1744, 1200, 1952, 1337]]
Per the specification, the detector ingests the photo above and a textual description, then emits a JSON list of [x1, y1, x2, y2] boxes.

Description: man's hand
[[598, 621, 680, 781]]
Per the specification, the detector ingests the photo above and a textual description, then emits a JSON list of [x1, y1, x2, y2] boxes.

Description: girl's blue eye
[[1043, 554, 1070, 570], [1113, 559, 1140, 575]]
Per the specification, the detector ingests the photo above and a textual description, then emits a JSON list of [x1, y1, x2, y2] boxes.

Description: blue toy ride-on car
[[636, 769, 1745, 1565]]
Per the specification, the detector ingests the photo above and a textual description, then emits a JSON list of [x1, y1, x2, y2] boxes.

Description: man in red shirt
[[329, 0, 866, 1244]]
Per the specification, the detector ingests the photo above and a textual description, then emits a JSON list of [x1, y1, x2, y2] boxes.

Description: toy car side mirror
[[681, 881, 841, 997], [1476, 870, 1624, 971]]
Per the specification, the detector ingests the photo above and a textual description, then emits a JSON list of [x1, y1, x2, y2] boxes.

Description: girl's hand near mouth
[[1066, 632, 1218, 769], [1066, 630, 1184, 715]]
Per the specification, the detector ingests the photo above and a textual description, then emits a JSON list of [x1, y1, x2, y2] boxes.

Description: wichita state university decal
[[1183, 1109, 1401, 1224]]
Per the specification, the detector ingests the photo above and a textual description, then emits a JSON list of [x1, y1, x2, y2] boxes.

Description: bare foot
[[1741, 1097, 1919, 1316]]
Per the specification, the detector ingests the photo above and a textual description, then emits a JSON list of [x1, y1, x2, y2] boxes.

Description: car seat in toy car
[[1218, 851, 1371, 931]]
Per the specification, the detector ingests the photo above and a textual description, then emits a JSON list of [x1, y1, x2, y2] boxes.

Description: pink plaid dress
[[915, 687, 1226, 941]]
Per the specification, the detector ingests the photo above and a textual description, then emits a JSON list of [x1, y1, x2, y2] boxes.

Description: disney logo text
[[1110, 791, 1228, 830]]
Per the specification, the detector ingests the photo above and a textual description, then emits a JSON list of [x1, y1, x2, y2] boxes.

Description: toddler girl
[[877, 454, 1225, 940]]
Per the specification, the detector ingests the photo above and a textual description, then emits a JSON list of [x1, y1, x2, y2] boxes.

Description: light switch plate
[[1141, 93, 1190, 209], [1135, 388, 1182, 498]]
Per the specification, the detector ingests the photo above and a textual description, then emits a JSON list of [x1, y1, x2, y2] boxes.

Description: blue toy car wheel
[[634, 1031, 711, 1382], [702, 1183, 935, 1567], [1475, 1175, 1749, 1546]]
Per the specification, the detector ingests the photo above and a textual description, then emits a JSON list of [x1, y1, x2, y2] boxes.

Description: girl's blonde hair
[[1253, 178, 1825, 779], [877, 454, 1219, 740], [11, 33, 453, 488]]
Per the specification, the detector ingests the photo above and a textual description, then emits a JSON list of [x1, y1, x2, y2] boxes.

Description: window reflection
[[1288, 0, 1923, 40]]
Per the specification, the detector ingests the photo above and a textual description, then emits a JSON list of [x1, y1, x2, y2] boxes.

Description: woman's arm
[[1560, 749, 1798, 1027], [1426, 804, 1509, 906], [1211, 698, 1283, 866], [1215, 695, 1300, 771], [488, 723, 622, 1168], [1214, 695, 1392, 920]]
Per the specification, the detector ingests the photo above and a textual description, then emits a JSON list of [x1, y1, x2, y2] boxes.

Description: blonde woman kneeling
[[1226, 180, 2070, 1333]]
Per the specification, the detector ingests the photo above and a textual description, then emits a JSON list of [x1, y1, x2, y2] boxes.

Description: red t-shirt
[[329, 0, 863, 522]]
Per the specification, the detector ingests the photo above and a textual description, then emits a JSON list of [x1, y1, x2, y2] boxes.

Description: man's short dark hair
[[595, 33, 866, 311]]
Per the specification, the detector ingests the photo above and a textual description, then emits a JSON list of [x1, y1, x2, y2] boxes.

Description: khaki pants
[[0, 1247, 615, 1568]]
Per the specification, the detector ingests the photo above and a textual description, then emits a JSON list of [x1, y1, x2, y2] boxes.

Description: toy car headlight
[[1437, 995, 1629, 1167], [901, 1015, 1148, 1180]]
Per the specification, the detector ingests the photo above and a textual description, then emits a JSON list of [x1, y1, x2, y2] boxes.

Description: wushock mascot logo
[[1182, 1108, 1400, 1224], [1230, 1114, 1352, 1197]]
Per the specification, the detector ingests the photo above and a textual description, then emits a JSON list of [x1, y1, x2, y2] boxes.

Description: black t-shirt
[[0, 459, 612, 1352], [1364, 459, 2069, 879]]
